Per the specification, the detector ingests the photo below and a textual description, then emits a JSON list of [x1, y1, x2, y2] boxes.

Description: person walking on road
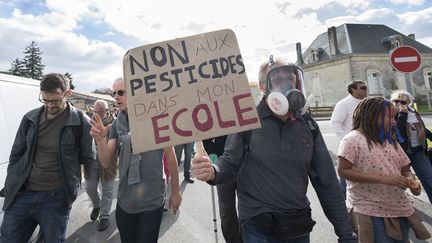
[[84, 99, 117, 231], [193, 56, 357, 243], [391, 90, 432, 203], [175, 142, 195, 183], [331, 80, 368, 197], [90, 77, 182, 243], [338, 96, 430, 242], [0, 73, 95, 243], [203, 135, 243, 243]]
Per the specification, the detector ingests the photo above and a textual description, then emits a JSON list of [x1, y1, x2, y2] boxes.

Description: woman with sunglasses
[[391, 90, 432, 203]]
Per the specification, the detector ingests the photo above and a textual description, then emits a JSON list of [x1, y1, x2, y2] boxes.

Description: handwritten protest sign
[[123, 29, 261, 153]]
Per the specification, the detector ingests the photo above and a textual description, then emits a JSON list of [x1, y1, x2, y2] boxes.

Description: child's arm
[[338, 156, 410, 189], [401, 165, 421, 196]]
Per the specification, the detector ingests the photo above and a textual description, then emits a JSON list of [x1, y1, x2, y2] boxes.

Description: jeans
[[115, 203, 163, 243], [85, 165, 115, 219], [242, 222, 310, 243], [175, 142, 194, 178], [0, 189, 71, 243], [371, 217, 409, 243], [408, 146, 432, 203], [217, 178, 242, 243]]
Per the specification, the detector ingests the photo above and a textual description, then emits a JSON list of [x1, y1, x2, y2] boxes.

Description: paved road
[[65, 117, 432, 243]]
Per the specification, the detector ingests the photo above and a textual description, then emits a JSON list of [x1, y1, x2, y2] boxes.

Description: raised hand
[[90, 113, 111, 141]]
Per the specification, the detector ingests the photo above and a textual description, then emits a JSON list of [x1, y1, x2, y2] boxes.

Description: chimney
[[408, 34, 415, 40], [296, 42, 304, 65], [328, 26, 339, 56]]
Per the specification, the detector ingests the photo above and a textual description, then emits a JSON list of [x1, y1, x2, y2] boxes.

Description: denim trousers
[[115, 203, 163, 243], [0, 189, 71, 243], [371, 217, 409, 243], [85, 165, 115, 219], [408, 146, 432, 203], [242, 222, 310, 243], [217, 178, 243, 243], [175, 142, 194, 177]]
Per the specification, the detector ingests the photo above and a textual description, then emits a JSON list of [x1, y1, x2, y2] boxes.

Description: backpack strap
[[237, 130, 253, 176], [299, 112, 319, 179], [72, 109, 84, 149]]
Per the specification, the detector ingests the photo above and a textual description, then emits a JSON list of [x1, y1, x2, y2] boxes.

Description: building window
[[366, 69, 383, 95], [424, 69, 432, 90], [394, 39, 400, 48]]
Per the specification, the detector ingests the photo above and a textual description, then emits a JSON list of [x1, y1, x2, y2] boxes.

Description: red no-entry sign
[[390, 46, 422, 73]]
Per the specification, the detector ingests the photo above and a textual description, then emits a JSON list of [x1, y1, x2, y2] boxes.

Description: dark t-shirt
[[202, 135, 227, 157], [28, 108, 68, 191]]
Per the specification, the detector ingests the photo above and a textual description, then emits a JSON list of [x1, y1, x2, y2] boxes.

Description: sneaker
[[98, 218, 109, 232], [90, 208, 100, 221], [184, 177, 194, 184]]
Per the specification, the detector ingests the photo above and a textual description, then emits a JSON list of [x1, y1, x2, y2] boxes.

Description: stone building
[[296, 23, 432, 107]]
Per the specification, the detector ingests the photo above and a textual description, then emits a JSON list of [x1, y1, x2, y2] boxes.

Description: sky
[[0, 0, 431, 91]]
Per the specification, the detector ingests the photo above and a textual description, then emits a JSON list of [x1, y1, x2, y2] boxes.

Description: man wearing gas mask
[[192, 56, 357, 242]]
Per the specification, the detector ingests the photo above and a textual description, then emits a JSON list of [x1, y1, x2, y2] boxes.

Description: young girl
[[337, 96, 429, 242]]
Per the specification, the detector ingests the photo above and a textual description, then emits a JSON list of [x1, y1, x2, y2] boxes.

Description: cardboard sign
[[123, 29, 261, 153]]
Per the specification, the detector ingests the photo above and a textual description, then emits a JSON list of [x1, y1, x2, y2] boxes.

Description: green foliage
[[8, 58, 25, 76], [23, 41, 45, 79], [415, 103, 432, 113], [64, 72, 75, 90], [8, 41, 45, 80]]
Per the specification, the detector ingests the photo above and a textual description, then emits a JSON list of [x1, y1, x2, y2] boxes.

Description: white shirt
[[330, 94, 363, 140]]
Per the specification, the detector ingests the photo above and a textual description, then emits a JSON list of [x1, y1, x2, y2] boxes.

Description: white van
[[0, 73, 42, 241]]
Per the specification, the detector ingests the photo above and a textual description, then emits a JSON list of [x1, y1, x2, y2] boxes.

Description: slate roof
[[301, 23, 432, 65]]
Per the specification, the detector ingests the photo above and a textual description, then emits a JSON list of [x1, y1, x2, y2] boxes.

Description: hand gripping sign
[[123, 29, 261, 153]]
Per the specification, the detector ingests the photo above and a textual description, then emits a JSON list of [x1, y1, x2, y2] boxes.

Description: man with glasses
[[90, 78, 182, 243], [331, 80, 368, 197], [0, 73, 95, 242], [84, 100, 116, 231]]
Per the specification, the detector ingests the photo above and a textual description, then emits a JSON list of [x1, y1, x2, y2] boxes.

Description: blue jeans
[[371, 217, 409, 243], [0, 189, 71, 243], [242, 222, 310, 243], [408, 146, 432, 203], [115, 203, 163, 243]]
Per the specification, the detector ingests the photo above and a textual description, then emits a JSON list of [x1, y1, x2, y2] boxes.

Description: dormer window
[[308, 48, 322, 63], [381, 35, 403, 50]]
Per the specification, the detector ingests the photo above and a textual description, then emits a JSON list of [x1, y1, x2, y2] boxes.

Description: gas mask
[[265, 56, 306, 115]]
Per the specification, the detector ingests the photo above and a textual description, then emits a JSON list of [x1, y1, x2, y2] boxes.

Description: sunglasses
[[393, 100, 408, 105], [358, 86, 367, 90], [111, 90, 126, 98]]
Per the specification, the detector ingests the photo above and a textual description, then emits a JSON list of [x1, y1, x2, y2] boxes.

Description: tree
[[23, 41, 44, 79], [64, 72, 75, 90], [8, 58, 25, 76]]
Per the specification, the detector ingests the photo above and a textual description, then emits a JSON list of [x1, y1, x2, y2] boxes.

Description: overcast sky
[[1, 0, 431, 91]]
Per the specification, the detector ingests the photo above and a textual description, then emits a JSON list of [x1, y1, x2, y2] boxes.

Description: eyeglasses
[[39, 93, 67, 105], [111, 90, 126, 98], [358, 86, 368, 90], [393, 100, 408, 105]]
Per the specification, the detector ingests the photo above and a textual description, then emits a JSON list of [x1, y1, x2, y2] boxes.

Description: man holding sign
[[193, 57, 357, 242], [90, 78, 181, 243]]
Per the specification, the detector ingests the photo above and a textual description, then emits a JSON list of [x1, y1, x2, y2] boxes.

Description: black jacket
[[3, 103, 95, 210], [395, 110, 432, 154]]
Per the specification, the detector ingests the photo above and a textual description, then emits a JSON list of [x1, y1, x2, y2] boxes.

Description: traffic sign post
[[390, 46, 422, 73]]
